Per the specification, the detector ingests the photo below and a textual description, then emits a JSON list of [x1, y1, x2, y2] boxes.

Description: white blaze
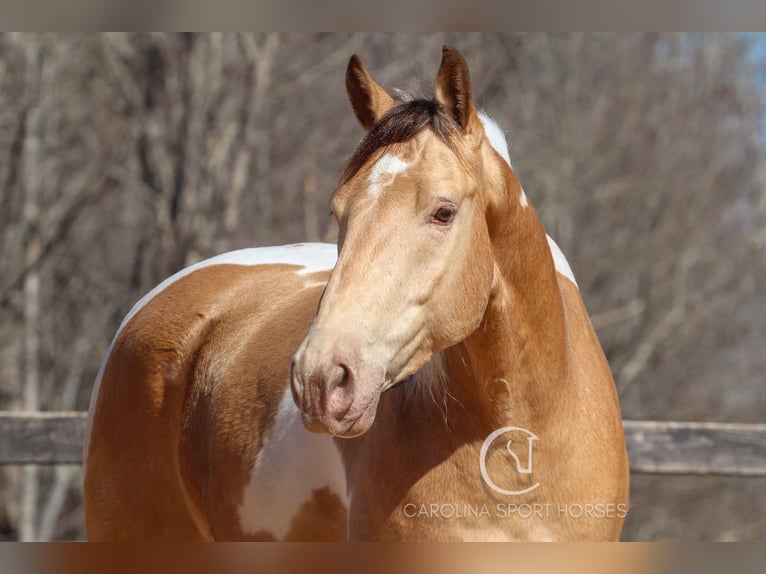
[[367, 153, 409, 196]]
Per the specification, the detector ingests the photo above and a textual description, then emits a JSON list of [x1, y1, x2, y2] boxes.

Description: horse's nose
[[290, 354, 357, 425], [314, 359, 356, 422], [321, 361, 356, 422]]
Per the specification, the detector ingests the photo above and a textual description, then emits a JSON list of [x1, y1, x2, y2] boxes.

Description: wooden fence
[[0, 412, 765, 476]]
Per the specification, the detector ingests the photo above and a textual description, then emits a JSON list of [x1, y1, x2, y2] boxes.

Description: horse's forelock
[[340, 99, 459, 186]]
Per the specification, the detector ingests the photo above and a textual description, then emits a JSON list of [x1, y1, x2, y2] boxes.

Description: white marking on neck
[[478, 111, 576, 282], [519, 186, 529, 208], [479, 111, 528, 208], [367, 153, 409, 196], [478, 111, 512, 168], [546, 235, 578, 288], [239, 388, 347, 539]]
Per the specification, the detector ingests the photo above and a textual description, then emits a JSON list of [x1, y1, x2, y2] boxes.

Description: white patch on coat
[[479, 112, 528, 207], [83, 243, 338, 471], [519, 186, 529, 208], [478, 111, 512, 168], [367, 153, 409, 196], [478, 112, 579, 281], [546, 235, 578, 288], [238, 387, 347, 539]]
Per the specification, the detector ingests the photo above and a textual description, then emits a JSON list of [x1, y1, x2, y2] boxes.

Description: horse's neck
[[446, 200, 570, 434]]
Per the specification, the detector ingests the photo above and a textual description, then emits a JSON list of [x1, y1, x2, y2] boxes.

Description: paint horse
[[84, 46, 629, 541]]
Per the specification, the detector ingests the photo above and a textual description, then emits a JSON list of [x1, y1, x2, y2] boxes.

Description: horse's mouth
[[327, 374, 417, 437], [302, 391, 380, 438], [330, 374, 417, 435], [332, 396, 379, 438]]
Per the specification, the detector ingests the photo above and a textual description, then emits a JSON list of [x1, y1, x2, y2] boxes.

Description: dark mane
[[340, 99, 459, 185]]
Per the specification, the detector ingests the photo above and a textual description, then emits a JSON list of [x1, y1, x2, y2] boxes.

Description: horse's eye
[[431, 206, 456, 225]]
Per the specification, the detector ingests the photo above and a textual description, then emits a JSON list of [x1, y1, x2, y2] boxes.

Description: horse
[[83, 45, 629, 541]]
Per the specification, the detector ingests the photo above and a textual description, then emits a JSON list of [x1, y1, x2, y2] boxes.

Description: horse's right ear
[[346, 55, 396, 131], [435, 45, 479, 133]]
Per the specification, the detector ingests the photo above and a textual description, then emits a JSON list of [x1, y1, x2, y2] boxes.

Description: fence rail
[[0, 412, 85, 464], [0, 412, 765, 476]]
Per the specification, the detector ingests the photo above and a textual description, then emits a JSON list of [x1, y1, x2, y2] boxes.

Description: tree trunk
[[18, 35, 44, 543]]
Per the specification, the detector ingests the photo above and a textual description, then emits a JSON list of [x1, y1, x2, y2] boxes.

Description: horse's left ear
[[434, 45, 480, 133], [346, 55, 396, 131]]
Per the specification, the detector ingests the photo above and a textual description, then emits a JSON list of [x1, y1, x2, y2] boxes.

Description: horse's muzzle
[[290, 354, 380, 437]]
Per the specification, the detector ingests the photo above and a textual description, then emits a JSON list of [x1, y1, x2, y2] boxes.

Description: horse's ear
[[434, 45, 479, 132], [346, 55, 396, 131]]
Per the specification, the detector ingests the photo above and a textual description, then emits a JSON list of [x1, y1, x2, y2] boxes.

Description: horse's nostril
[[323, 361, 355, 421], [289, 359, 304, 410], [326, 362, 353, 392], [336, 363, 350, 388]]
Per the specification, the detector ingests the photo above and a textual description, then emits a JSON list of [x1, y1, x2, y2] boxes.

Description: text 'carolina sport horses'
[[84, 45, 629, 541]]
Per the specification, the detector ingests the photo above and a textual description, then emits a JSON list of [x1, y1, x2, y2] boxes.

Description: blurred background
[[0, 32, 764, 541]]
